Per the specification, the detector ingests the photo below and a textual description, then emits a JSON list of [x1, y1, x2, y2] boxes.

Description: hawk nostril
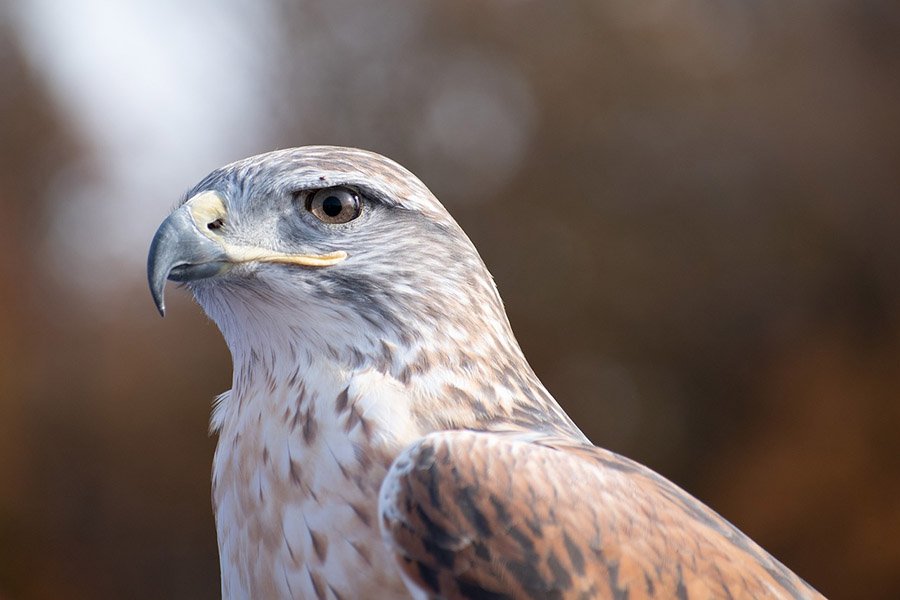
[[208, 218, 224, 230]]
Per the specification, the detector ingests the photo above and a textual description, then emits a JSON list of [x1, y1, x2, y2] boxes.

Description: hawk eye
[[306, 187, 361, 224]]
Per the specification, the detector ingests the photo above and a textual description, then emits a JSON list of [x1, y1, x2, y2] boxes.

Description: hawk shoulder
[[379, 430, 823, 600]]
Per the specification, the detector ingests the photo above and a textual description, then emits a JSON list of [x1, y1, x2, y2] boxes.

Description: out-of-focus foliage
[[1, 1, 898, 598]]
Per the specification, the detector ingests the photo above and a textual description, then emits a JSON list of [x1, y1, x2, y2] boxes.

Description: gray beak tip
[[149, 270, 167, 317], [148, 227, 171, 318]]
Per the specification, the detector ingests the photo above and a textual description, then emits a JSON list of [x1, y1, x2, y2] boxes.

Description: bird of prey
[[148, 146, 824, 599]]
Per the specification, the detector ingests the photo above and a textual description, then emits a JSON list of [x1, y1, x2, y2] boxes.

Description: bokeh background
[[1, 1, 898, 598]]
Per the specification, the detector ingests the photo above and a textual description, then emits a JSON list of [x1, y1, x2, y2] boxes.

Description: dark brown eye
[[306, 187, 361, 224]]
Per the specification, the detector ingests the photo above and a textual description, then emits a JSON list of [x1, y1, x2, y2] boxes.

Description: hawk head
[[148, 146, 522, 382]]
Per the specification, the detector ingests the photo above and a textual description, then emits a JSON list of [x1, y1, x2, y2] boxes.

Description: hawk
[[148, 147, 824, 599]]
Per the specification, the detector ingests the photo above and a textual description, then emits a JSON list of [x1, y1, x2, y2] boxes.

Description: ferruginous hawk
[[148, 147, 824, 599]]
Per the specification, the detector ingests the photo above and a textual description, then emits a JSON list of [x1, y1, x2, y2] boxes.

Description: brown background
[[1, 2, 899, 598]]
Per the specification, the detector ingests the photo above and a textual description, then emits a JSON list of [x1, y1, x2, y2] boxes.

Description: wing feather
[[379, 430, 823, 600]]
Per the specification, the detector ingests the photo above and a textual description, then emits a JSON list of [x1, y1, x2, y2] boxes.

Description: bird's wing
[[379, 429, 823, 600]]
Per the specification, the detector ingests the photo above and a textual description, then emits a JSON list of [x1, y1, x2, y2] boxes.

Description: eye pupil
[[322, 196, 343, 217]]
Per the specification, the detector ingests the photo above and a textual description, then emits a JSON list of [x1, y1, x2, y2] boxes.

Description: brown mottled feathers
[[381, 431, 824, 600]]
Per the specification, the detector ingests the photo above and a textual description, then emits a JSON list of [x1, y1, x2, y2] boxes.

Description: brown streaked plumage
[[382, 431, 818, 599], [148, 146, 825, 599]]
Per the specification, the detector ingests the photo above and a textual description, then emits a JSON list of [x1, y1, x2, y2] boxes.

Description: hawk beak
[[147, 191, 347, 316]]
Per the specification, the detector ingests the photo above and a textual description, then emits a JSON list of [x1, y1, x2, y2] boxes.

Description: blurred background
[[1, 0, 898, 598]]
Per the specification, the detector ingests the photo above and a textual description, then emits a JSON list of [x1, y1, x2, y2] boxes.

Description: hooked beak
[[147, 191, 347, 316]]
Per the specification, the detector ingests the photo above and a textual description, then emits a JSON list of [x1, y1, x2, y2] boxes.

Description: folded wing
[[379, 430, 823, 600]]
